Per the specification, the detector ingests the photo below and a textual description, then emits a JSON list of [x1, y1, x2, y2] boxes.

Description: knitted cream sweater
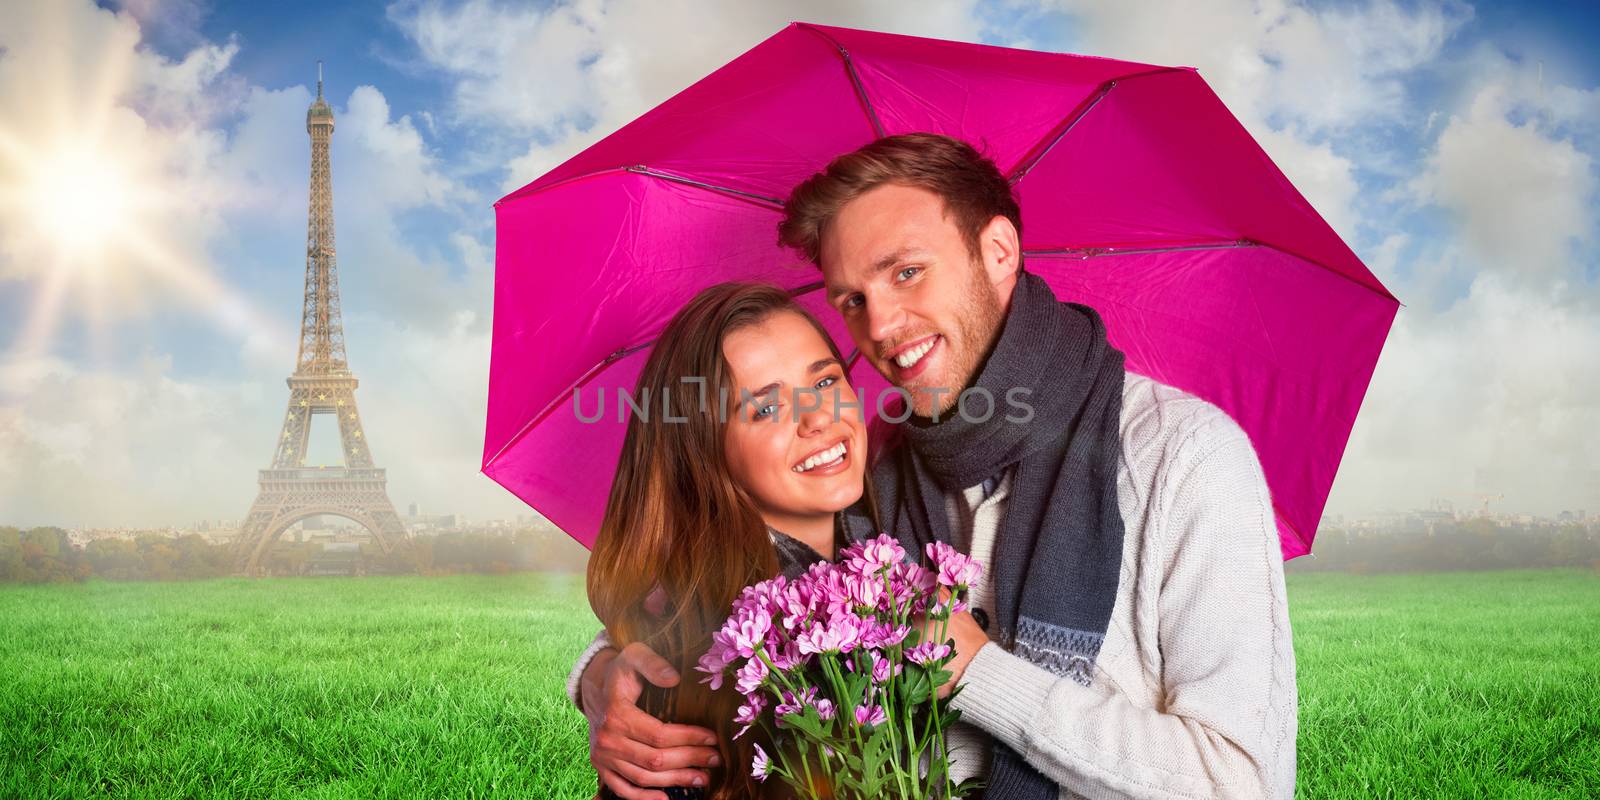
[[941, 371, 1298, 798], [567, 371, 1298, 799]]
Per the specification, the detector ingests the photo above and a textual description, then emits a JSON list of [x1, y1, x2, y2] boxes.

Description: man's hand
[[915, 598, 992, 698], [579, 641, 722, 800]]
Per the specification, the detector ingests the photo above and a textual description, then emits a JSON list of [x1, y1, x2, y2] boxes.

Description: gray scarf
[[845, 269, 1127, 800]]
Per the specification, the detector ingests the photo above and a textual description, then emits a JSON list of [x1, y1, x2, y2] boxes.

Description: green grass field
[[1, 570, 1595, 798]]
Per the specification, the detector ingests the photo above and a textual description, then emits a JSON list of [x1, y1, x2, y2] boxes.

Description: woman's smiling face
[[720, 310, 868, 533]]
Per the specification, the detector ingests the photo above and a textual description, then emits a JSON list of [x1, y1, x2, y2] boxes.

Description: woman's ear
[[643, 583, 669, 616]]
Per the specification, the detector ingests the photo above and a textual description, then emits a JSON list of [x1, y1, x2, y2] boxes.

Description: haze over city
[[2, 0, 1597, 532]]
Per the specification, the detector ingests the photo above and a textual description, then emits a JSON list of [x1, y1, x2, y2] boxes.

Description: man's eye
[[842, 294, 864, 311], [896, 266, 922, 282]]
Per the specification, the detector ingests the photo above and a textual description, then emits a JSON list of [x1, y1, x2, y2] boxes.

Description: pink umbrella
[[483, 22, 1398, 559]]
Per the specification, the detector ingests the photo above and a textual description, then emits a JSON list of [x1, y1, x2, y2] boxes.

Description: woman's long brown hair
[[587, 282, 873, 799]]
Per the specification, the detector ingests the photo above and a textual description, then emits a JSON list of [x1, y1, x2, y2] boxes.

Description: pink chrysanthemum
[[928, 541, 983, 588], [854, 704, 887, 727], [734, 654, 768, 696], [906, 641, 953, 665], [751, 743, 771, 781], [734, 693, 766, 740]]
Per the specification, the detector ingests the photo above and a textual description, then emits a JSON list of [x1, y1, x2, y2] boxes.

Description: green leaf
[[953, 776, 988, 798], [862, 725, 888, 775], [782, 707, 825, 739]]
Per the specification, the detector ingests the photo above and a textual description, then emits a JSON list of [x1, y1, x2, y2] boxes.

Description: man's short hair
[[778, 132, 1023, 267]]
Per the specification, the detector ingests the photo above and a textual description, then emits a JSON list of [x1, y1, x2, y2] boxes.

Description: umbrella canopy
[[484, 22, 1398, 559]]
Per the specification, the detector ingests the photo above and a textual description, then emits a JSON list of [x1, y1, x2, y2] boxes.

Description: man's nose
[[865, 293, 905, 347]]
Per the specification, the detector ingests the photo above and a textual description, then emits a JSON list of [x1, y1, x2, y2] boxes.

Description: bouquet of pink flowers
[[696, 534, 984, 799]]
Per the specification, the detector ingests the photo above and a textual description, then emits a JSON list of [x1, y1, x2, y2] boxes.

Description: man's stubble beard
[[924, 260, 1006, 419]]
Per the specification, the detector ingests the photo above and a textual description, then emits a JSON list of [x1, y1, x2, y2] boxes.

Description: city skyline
[[2, 0, 1598, 530]]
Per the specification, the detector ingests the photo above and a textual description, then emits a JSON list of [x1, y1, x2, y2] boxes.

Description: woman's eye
[[896, 266, 921, 282], [816, 375, 837, 389], [754, 403, 778, 420]]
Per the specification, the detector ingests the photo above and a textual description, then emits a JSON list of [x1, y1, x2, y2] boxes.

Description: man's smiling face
[[820, 183, 1015, 419]]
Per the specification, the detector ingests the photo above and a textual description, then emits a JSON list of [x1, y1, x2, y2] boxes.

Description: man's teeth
[[792, 442, 848, 473], [894, 337, 936, 369]]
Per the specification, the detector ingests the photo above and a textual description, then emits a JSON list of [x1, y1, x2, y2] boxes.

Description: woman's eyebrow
[[741, 381, 783, 402], [740, 359, 841, 406]]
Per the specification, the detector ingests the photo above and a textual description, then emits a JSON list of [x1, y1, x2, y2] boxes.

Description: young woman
[[587, 282, 878, 800]]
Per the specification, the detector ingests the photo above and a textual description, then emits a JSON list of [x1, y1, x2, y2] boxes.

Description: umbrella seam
[[499, 166, 790, 210], [1007, 66, 1188, 184], [496, 166, 630, 206], [1027, 238, 1395, 299], [797, 23, 887, 139], [623, 166, 787, 208]]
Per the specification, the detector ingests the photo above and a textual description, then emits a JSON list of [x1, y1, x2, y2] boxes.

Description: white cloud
[[1406, 74, 1597, 285], [1041, 0, 1471, 133], [1259, 0, 1470, 132], [390, 0, 606, 135], [130, 35, 245, 125], [0, 350, 276, 527], [1329, 271, 1600, 515]]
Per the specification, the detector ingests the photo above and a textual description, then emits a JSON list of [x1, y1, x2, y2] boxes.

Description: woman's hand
[[580, 642, 723, 799]]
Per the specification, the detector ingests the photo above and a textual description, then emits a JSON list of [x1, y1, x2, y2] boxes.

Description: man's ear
[[979, 214, 1021, 286]]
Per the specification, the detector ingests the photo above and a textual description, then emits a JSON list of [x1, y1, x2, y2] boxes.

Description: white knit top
[[944, 371, 1298, 799]]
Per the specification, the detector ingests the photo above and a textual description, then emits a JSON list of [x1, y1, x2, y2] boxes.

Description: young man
[[572, 134, 1298, 799]]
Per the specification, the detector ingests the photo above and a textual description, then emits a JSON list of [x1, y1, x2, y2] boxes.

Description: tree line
[[1288, 519, 1600, 573], [0, 526, 591, 583], [6, 519, 1597, 583]]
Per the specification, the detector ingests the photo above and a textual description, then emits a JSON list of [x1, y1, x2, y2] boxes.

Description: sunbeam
[[0, 1, 288, 363]]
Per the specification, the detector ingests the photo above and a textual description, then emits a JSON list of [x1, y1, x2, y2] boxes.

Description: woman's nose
[[796, 398, 831, 436]]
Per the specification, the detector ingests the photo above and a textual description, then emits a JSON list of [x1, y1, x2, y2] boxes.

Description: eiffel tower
[[234, 64, 407, 576]]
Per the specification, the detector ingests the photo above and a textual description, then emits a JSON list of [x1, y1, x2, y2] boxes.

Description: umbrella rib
[[1007, 67, 1188, 185], [798, 24, 887, 138], [1024, 239, 1258, 258], [483, 281, 828, 471], [623, 166, 787, 209], [1025, 238, 1394, 299]]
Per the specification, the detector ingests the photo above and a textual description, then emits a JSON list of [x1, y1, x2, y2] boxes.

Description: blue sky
[[2, 0, 1597, 528]]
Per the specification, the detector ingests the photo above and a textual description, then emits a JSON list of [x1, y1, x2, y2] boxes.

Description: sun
[[0, 0, 295, 365], [24, 143, 137, 266], [0, 127, 288, 363]]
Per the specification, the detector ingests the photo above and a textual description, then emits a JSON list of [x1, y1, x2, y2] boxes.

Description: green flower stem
[[878, 567, 914, 799]]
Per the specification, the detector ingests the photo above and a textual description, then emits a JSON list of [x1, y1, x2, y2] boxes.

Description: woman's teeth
[[792, 442, 847, 473], [894, 337, 936, 369]]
